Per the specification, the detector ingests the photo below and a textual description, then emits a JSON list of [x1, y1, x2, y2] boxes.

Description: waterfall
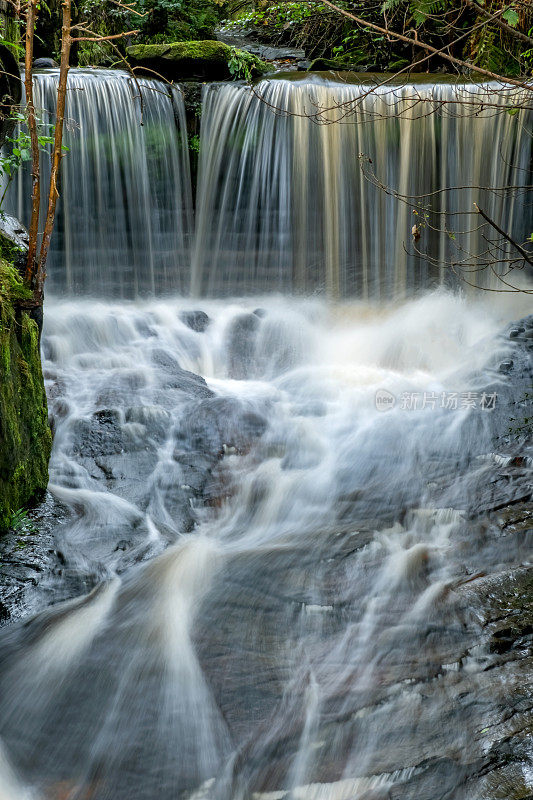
[[12, 69, 193, 296], [192, 77, 532, 297], [7, 71, 533, 296]]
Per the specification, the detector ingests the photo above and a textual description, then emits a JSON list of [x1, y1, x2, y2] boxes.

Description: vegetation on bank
[[0, 260, 51, 532], [22, 0, 533, 78], [223, 0, 533, 75]]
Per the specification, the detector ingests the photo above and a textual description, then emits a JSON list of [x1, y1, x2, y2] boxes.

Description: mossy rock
[[308, 57, 355, 72], [0, 261, 51, 532], [127, 40, 268, 81]]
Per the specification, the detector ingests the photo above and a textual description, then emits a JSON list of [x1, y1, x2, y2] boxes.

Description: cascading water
[[11, 69, 193, 296], [0, 67, 532, 800], [8, 71, 532, 298], [0, 290, 532, 800], [192, 77, 532, 297]]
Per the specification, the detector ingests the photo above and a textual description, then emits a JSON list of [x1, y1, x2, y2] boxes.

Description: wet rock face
[[175, 396, 268, 457], [0, 213, 30, 274], [180, 310, 211, 333], [151, 348, 213, 395], [226, 312, 261, 379]]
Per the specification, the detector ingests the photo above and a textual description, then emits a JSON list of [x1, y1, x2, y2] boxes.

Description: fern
[[470, 21, 521, 75], [381, 0, 404, 14], [409, 0, 449, 26]]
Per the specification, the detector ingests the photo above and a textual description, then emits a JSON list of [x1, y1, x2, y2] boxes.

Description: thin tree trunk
[[23, 0, 40, 286], [34, 0, 72, 304]]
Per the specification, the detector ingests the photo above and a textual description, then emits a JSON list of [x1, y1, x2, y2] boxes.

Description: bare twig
[[23, 0, 40, 286], [473, 202, 533, 267]]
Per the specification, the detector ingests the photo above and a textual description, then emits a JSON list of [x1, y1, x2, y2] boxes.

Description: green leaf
[[507, 107, 520, 115], [502, 8, 519, 27]]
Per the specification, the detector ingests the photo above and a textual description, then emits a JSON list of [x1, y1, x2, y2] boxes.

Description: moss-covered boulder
[[126, 40, 269, 81], [0, 262, 52, 532]]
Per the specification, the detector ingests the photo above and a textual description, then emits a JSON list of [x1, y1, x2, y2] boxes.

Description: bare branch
[[71, 28, 139, 43], [473, 202, 533, 267], [312, 0, 533, 91], [23, 0, 40, 286], [462, 0, 533, 48], [35, 0, 73, 302]]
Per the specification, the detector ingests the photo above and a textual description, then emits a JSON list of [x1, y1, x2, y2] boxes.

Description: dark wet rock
[[498, 359, 513, 373], [253, 307, 267, 318], [509, 328, 523, 338], [226, 312, 261, 379], [0, 493, 71, 625], [151, 347, 213, 396], [125, 406, 171, 443], [180, 309, 211, 332], [175, 396, 268, 458], [70, 409, 128, 458], [33, 57, 59, 68], [296, 60, 312, 71], [145, 464, 196, 533], [173, 450, 215, 495], [0, 212, 29, 273]]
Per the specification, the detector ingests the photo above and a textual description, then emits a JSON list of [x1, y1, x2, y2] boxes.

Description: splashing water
[[0, 289, 531, 799]]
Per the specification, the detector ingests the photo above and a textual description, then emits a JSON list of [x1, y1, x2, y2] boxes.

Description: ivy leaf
[[502, 8, 519, 27]]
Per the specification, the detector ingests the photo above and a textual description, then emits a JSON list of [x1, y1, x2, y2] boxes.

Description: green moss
[[127, 40, 268, 80], [0, 260, 52, 532]]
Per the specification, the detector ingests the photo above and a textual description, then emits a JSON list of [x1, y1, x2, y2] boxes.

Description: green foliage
[[224, 2, 387, 64], [502, 8, 519, 27], [8, 507, 37, 533], [77, 0, 223, 63], [227, 45, 261, 80], [135, 0, 221, 43], [470, 18, 522, 77], [0, 111, 68, 211], [409, 0, 449, 26], [189, 133, 200, 153], [0, 112, 58, 210]]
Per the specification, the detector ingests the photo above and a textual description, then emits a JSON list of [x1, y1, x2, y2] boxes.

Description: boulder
[[33, 57, 59, 68], [126, 40, 268, 81], [0, 213, 29, 274], [180, 309, 211, 332]]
